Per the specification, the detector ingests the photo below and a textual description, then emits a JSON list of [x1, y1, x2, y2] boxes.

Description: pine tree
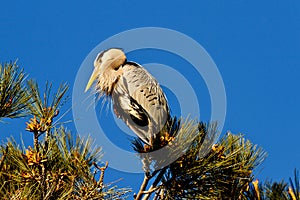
[[0, 61, 299, 199], [0, 62, 130, 199]]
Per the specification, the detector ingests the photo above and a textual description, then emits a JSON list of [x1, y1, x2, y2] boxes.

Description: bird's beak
[[85, 68, 98, 92]]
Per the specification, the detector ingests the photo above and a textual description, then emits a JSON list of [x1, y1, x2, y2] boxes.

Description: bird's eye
[[114, 65, 121, 71]]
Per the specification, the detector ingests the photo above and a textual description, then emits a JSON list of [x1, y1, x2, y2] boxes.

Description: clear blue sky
[[1, 0, 300, 194]]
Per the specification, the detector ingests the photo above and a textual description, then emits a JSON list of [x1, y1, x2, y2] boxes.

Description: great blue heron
[[85, 48, 170, 147]]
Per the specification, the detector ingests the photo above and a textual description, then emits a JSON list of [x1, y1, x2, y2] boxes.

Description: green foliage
[[0, 60, 299, 200], [264, 180, 288, 200], [0, 62, 130, 199], [244, 171, 300, 200], [26, 80, 68, 121], [0, 127, 130, 199], [25, 80, 69, 152], [132, 120, 267, 199], [288, 169, 300, 200], [132, 120, 299, 200], [0, 62, 30, 119], [161, 124, 267, 199]]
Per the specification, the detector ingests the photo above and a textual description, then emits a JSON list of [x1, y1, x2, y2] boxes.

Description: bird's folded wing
[[112, 92, 151, 144]]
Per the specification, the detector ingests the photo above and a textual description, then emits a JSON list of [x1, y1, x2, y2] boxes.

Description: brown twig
[[142, 186, 160, 194], [99, 161, 108, 185], [135, 173, 151, 200], [93, 161, 109, 190], [142, 168, 166, 200]]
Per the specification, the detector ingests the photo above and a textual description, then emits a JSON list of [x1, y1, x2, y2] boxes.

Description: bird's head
[[85, 48, 126, 95]]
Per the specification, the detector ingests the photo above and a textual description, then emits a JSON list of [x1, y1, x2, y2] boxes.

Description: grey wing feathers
[[124, 63, 168, 110], [112, 93, 151, 144], [112, 62, 169, 144], [123, 63, 169, 125]]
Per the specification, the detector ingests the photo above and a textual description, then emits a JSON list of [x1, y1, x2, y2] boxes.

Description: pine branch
[[0, 62, 30, 119], [135, 173, 151, 200], [142, 168, 166, 200], [0, 78, 130, 199]]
